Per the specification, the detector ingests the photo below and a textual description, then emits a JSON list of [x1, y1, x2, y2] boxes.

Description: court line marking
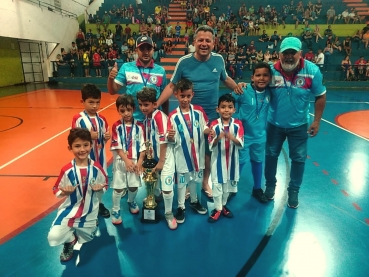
[[309, 113, 369, 142], [0, 102, 116, 171]]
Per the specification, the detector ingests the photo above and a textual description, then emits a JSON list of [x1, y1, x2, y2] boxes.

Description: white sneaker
[[128, 201, 139, 214], [111, 210, 122, 225], [165, 212, 177, 230]]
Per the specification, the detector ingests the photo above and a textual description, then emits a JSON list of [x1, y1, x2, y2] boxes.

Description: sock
[[163, 191, 174, 214], [251, 160, 263, 190], [213, 195, 222, 211], [222, 192, 230, 206], [188, 181, 198, 203], [127, 189, 138, 203], [177, 183, 186, 209], [112, 190, 123, 212], [154, 178, 162, 197]]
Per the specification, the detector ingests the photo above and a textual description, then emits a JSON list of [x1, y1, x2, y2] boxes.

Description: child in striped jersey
[[137, 87, 177, 230], [48, 128, 108, 262], [208, 94, 244, 223], [167, 78, 209, 224], [110, 95, 146, 225], [71, 84, 111, 218]]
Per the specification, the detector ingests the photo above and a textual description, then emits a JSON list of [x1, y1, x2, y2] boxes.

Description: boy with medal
[[137, 87, 177, 230], [167, 79, 209, 224], [47, 128, 108, 262], [208, 95, 244, 222], [72, 84, 111, 217], [110, 95, 146, 225], [232, 62, 272, 203]]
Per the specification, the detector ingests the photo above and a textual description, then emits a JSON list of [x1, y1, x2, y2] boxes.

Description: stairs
[[342, 0, 369, 16], [162, 1, 187, 80]]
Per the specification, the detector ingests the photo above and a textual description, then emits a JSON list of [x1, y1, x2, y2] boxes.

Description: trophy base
[[141, 202, 160, 223]]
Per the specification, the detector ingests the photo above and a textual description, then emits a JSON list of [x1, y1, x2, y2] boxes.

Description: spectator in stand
[[70, 42, 78, 60], [127, 36, 135, 50], [323, 43, 333, 71], [303, 30, 313, 48], [342, 56, 355, 80], [352, 30, 362, 49], [93, 49, 102, 77], [76, 29, 85, 46], [95, 15, 101, 30], [304, 48, 315, 62], [354, 56, 367, 78], [128, 4, 134, 19], [362, 30, 369, 49], [102, 11, 111, 30], [121, 4, 127, 19], [115, 7, 122, 19], [165, 39, 173, 54], [124, 24, 131, 40], [316, 49, 324, 70], [239, 4, 247, 19], [313, 25, 323, 43], [83, 49, 91, 77], [259, 30, 269, 43], [315, 0, 322, 15], [332, 37, 342, 52], [326, 6, 336, 25], [343, 36, 352, 56], [115, 22, 123, 41], [270, 31, 281, 48], [342, 8, 349, 24], [247, 40, 256, 52], [324, 25, 334, 37], [136, 0, 142, 15], [109, 5, 117, 16]]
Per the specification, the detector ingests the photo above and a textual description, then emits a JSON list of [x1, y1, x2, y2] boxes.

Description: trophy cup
[[141, 140, 160, 223]]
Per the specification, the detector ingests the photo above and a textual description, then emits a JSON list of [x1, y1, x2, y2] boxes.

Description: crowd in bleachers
[[54, 0, 369, 80]]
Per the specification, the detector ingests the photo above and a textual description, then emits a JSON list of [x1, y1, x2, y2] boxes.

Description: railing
[[25, 0, 77, 19]]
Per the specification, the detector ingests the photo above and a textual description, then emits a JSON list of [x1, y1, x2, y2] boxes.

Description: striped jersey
[[170, 53, 228, 121], [209, 118, 244, 184], [110, 119, 146, 160], [233, 85, 270, 143], [144, 109, 168, 161], [52, 159, 108, 228], [72, 111, 109, 172], [269, 59, 326, 128], [114, 59, 167, 121], [168, 105, 209, 173]]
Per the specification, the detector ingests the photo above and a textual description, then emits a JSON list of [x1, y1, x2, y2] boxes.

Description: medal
[[190, 138, 194, 144]]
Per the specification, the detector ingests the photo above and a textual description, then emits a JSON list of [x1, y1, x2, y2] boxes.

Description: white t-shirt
[[342, 11, 349, 18], [316, 53, 324, 65]]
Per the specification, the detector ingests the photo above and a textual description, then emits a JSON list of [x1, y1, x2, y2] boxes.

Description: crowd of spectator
[[55, 0, 369, 80]]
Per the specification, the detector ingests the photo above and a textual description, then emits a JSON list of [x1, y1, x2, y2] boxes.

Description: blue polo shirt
[[268, 59, 326, 128], [115, 59, 167, 121]]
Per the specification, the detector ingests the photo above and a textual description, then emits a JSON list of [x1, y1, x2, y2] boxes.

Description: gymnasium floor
[[0, 84, 368, 277]]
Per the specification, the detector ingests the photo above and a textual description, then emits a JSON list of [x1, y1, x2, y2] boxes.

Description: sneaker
[[222, 205, 234, 218], [128, 201, 139, 214], [99, 203, 110, 218], [165, 212, 178, 230], [111, 210, 122, 225], [189, 200, 207, 214], [175, 207, 185, 224], [287, 190, 299, 208], [208, 209, 221, 223], [264, 186, 276, 200], [60, 236, 77, 262], [252, 188, 268, 203]]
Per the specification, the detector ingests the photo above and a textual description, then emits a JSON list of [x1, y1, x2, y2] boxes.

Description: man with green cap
[[263, 37, 327, 208]]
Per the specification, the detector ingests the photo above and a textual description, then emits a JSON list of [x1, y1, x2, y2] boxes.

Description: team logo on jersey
[[194, 120, 199, 128], [89, 178, 96, 186], [197, 171, 203, 178], [231, 181, 238, 187], [295, 77, 305, 87], [149, 76, 158, 84], [165, 176, 173, 185], [135, 134, 139, 140], [178, 124, 184, 132]]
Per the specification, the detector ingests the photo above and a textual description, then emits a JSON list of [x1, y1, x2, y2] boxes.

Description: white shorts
[[47, 225, 98, 246], [176, 170, 204, 186], [212, 180, 238, 197], [110, 157, 142, 189]]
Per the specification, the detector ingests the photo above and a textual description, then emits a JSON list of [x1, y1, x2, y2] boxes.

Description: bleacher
[[52, 0, 369, 82]]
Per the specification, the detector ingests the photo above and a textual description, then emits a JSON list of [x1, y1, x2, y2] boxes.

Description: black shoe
[[208, 209, 221, 223], [99, 203, 110, 218], [252, 188, 268, 203], [287, 190, 299, 208], [175, 207, 185, 223], [60, 237, 77, 262], [264, 186, 276, 200], [222, 205, 234, 218], [189, 200, 207, 214]]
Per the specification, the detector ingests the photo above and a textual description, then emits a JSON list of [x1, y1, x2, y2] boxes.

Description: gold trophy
[[141, 140, 160, 223]]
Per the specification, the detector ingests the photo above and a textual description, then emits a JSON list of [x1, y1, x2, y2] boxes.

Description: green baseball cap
[[280, 37, 302, 53]]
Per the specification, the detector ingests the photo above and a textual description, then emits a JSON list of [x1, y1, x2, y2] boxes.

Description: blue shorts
[[239, 141, 266, 164]]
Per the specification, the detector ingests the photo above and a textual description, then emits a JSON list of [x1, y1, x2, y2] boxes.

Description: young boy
[[110, 95, 146, 225], [167, 78, 208, 224], [72, 84, 111, 217], [137, 87, 177, 230], [208, 94, 244, 223], [233, 62, 272, 203], [47, 128, 108, 262]]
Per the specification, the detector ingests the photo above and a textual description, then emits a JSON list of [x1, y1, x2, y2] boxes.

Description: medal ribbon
[[122, 120, 133, 155], [252, 85, 266, 119], [138, 67, 151, 87], [73, 159, 90, 200]]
